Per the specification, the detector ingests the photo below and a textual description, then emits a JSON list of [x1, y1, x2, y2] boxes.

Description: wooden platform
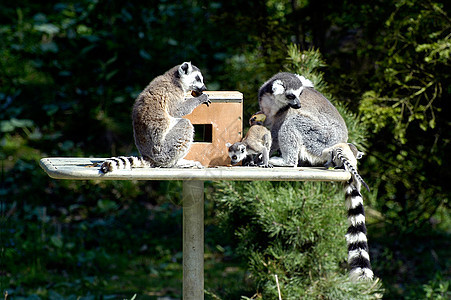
[[39, 157, 352, 182]]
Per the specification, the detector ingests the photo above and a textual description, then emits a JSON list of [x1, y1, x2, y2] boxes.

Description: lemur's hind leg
[[269, 121, 302, 166], [259, 147, 273, 168], [152, 118, 202, 168], [274, 115, 342, 167], [269, 133, 301, 166], [322, 148, 335, 168]]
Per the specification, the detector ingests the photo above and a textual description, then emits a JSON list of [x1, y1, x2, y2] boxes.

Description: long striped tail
[[100, 156, 152, 173], [345, 183, 374, 281]]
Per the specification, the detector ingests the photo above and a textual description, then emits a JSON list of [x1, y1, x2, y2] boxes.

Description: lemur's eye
[[286, 94, 296, 100]]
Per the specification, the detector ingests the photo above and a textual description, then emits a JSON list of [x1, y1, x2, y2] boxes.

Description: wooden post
[[182, 180, 204, 299]]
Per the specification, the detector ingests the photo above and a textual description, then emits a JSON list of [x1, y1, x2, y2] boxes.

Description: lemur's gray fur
[[226, 112, 272, 168], [258, 72, 348, 167], [258, 72, 373, 281], [100, 62, 210, 173]]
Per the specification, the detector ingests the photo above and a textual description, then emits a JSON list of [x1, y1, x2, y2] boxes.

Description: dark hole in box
[[193, 124, 213, 142]]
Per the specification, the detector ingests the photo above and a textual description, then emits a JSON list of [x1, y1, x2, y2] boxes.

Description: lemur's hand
[[191, 91, 210, 107], [199, 93, 211, 107]]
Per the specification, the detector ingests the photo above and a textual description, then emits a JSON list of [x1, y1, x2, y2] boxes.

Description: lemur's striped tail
[[336, 148, 370, 192], [345, 184, 374, 281], [100, 156, 151, 173]]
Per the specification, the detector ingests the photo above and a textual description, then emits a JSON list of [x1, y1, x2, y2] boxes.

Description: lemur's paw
[[176, 159, 204, 169], [200, 94, 211, 107], [258, 163, 273, 168], [269, 157, 295, 167]]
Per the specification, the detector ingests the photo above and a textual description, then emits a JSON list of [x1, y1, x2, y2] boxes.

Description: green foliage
[[359, 0, 449, 144], [285, 45, 327, 90], [355, 1, 451, 232], [284, 45, 369, 149], [315, 2, 450, 296], [419, 274, 451, 300], [214, 181, 383, 299]]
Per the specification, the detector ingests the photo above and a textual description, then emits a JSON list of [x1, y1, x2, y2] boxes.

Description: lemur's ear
[[347, 142, 365, 159], [225, 143, 232, 148], [179, 62, 193, 75], [356, 151, 365, 159], [295, 74, 314, 88], [272, 80, 285, 95]]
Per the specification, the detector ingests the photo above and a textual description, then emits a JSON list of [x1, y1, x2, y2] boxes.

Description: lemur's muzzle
[[287, 87, 304, 109], [288, 99, 301, 109], [194, 85, 207, 93]]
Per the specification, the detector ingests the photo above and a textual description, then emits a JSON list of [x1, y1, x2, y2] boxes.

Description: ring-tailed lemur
[[226, 112, 272, 168], [258, 72, 348, 167], [258, 72, 373, 280], [100, 62, 210, 173]]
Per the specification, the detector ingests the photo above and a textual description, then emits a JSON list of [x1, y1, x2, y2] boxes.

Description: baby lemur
[[100, 62, 210, 173], [226, 112, 272, 168]]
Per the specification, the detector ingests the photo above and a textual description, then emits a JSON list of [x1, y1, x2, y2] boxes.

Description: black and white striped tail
[[345, 183, 374, 281], [337, 149, 370, 192], [100, 156, 151, 173]]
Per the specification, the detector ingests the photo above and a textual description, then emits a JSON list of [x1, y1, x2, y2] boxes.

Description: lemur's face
[[179, 62, 207, 93], [259, 73, 314, 115], [272, 79, 303, 109], [188, 71, 206, 93], [226, 142, 247, 165], [249, 112, 267, 126]]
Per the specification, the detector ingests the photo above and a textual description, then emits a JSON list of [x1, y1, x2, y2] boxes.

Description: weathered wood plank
[[185, 91, 243, 102], [40, 157, 351, 182]]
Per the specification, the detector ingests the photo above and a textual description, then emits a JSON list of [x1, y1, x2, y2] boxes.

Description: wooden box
[[183, 91, 243, 167]]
